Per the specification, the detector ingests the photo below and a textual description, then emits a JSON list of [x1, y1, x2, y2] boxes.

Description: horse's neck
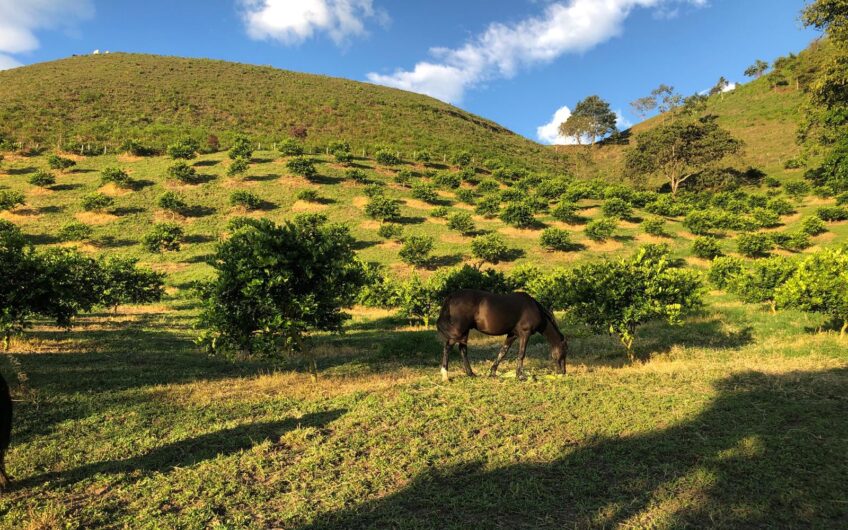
[[541, 317, 562, 345]]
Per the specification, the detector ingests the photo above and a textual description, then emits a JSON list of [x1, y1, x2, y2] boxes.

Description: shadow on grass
[[129, 179, 155, 191], [193, 160, 218, 167], [245, 173, 279, 182], [303, 368, 848, 529], [112, 206, 146, 216], [307, 174, 344, 185], [19, 409, 346, 489], [397, 215, 427, 225], [185, 234, 216, 244], [50, 183, 84, 191], [183, 205, 216, 218], [6, 167, 37, 175], [95, 236, 136, 248]]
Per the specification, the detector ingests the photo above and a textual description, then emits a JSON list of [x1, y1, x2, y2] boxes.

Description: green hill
[[0, 53, 566, 171]]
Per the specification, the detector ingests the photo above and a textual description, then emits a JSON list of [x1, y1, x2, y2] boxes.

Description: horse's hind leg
[[459, 340, 475, 377], [0, 454, 7, 490], [488, 335, 516, 377], [441, 340, 453, 382]]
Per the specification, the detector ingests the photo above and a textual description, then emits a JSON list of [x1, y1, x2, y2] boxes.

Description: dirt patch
[[403, 198, 434, 210], [75, 211, 118, 225], [98, 183, 130, 197], [154, 210, 191, 224], [580, 207, 600, 218], [291, 200, 328, 213], [117, 153, 144, 163], [685, 256, 712, 268], [222, 178, 256, 189], [360, 220, 380, 230], [148, 262, 189, 274], [55, 151, 86, 162], [498, 226, 542, 238], [619, 220, 640, 229], [454, 203, 474, 211], [58, 241, 99, 253], [440, 233, 468, 244], [636, 233, 669, 245], [582, 239, 623, 252], [380, 240, 401, 249], [352, 196, 369, 209], [0, 210, 41, 223], [429, 217, 447, 224]]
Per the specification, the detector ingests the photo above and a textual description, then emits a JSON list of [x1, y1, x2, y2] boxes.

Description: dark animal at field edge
[[436, 290, 567, 381], [0, 371, 11, 489]]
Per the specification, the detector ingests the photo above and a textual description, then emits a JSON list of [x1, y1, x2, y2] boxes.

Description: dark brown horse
[[0, 371, 11, 489], [436, 290, 567, 381]]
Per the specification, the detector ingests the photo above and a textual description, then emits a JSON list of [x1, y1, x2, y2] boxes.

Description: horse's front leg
[[459, 341, 475, 377], [515, 335, 530, 381], [441, 340, 452, 382], [488, 335, 516, 377]]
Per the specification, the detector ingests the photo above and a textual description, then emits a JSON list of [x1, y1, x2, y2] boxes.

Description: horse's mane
[[533, 298, 564, 341]]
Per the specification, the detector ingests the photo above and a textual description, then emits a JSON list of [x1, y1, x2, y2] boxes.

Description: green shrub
[[229, 190, 262, 210], [98, 257, 166, 312], [28, 170, 55, 187], [452, 151, 472, 167], [737, 232, 774, 257], [836, 192, 848, 206], [540, 228, 575, 251], [471, 233, 512, 264], [196, 215, 365, 356], [363, 183, 386, 198], [477, 179, 500, 193], [167, 162, 198, 183], [455, 188, 475, 204], [815, 206, 848, 222], [279, 138, 304, 156], [80, 193, 113, 212], [584, 218, 617, 241], [764, 176, 781, 188], [411, 182, 439, 204], [414, 151, 431, 164], [800, 216, 827, 235], [57, 222, 93, 242], [775, 247, 848, 335], [47, 154, 76, 172], [458, 167, 478, 184], [399, 235, 434, 267], [692, 236, 722, 259], [346, 168, 369, 183], [499, 201, 536, 228], [377, 223, 403, 240], [375, 150, 401, 166], [475, 194, 501, 218], [394, 169, 414, 187], [434, 172, 461, 189], [446, 212, 475, 235], [226, 216, 266, 232], [227, 157, 249, 177], [642, 217, 667, 237], [430, 206, 449, 218], [773, 231, 812, 252], [0, 191, 23, 212], [645, 195, 689, 217], [601, 197, 632, 219], [334, 150, 353, 164], [158, 191, 187, 213], [101, 167, 131, 188], [766, 197, 794, 215], [708, 256, 744, 289], [296, 189, 321, 203], [228, 134, 253, 160], [784, 181, 810, 200], [551, 201, 579, 223], [143, 223, 184, 252], [752, 207, 781, 228], [167, 138, 199, 159], [729, 256, 797, 312], [365, 195, 401, 222], [286, 156, 317, 179]]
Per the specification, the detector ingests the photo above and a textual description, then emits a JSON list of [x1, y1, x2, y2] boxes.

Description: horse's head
[[550, 334, 568, 374]]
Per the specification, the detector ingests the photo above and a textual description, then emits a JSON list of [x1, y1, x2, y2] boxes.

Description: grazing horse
[[0, 371, 11, 489], [436, 289, 567, 381]]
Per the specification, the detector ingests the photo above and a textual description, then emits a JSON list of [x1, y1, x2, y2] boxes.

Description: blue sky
[[0, 1, 819, 143]]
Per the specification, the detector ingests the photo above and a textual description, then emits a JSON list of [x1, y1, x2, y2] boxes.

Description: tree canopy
[[559, 95, 617, 146]]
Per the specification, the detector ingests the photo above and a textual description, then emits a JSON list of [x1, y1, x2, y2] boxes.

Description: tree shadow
[[307, 174, 344, 185], [302, 368, 848, 528], [128, 179, 155, 191], [69, 168, 96, 174], [352, 239, 381, 250], [245, 173, 279, 182], [50, 183, 84, 191], [111, 206, 146, 216], [182, 253, 213, 264], [6, 167, 37, 175], [184, 234, 215, 244], [95, 236, 136, 248], [36, 205, 64, 214], [426, 254, 464, 269], [25, 233, 61, 245], [193, 160, 218, 167], [17, 409, 346, 489], [397, 215, 426, 225], [183, 205, 216, 218]]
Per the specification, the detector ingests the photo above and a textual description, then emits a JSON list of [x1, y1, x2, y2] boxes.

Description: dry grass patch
[[403, 198, 433, 210], [74, 211, 118, 225], [0, 210, 42, 223], [98, 183, 130, 197], [583, 239, 623, 252], [291, 200, 328, 213], [498, 226, 542, 238]]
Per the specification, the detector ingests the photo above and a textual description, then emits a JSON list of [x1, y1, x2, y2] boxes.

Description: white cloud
[[0, 0, 94, 70], [615, 110, 633, 130], [537, 105, 580, 145], [368, 0, 707, 103], [239, 0, 388, 46], [722, 81, 737, 93]]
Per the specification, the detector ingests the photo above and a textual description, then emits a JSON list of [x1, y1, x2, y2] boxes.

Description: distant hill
[[569, 39, 835, 182], [0, 53, 567, 171]]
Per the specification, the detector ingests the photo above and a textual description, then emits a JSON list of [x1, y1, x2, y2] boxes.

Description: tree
[[227, 157, 249, 177], [98, 257, 165, 312], [279, 138, 304, 156], [499, 201, 536, 228], [143, 223, 184, 252], [559, 95, 618, 146], [47, 154, 76, 172], [167, 162, 198, 184], [471, 233, 512, 265], [287, 157, 317, 179], [80, 193, 113, 212], [229, 191, 262, 211], [584, 218, 617, 242], [167, 138, 199, 160], [399, 236, 434, 268], [729, 256, 797, 313], [101, 167, 132, 188], [365, 195, 401, 222], [446, 212, 475, 235], [776, 247, 848, 336], [625, 116, 743, 195], [651, 85, 684, 114], [228, 134, 253, 161], [28, 170, 55, 188], [196, 215, 365, 358], [744, 59, 769, 79], [709, 77, 731, 96], [630, 96, 656, 119], [539, 228, 574, 251]]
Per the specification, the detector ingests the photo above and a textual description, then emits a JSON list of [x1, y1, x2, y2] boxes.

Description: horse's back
[[438, 289, 543, 338]]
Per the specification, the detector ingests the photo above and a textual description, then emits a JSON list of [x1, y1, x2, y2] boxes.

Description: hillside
[[0, 53, 566, 171], [575, 39, 835, 182]]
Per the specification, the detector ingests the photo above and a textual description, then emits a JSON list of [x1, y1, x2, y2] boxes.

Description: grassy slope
[[0, 53, 567, 171]]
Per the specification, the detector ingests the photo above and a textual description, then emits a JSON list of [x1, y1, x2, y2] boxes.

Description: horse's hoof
[[440, 367, 449, 382], [516, 372, 527, 381], [488, 371, 497, 378]]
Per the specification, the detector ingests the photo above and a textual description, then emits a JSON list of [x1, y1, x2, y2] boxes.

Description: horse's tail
[[435, 295, 453, 340]]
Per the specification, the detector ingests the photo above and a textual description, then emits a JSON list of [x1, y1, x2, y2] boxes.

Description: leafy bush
[[642, 217, 667, 237], [766, 197, 795, 215], [645, 195, 689, 217], [784, 181, 810, 200], [346, 168, 368, 183], [365, 195, 401, 222], [815, 206, 848, 222], [736, 232, 773, 257], [752, 207, 781, 228], [499, 201, 536, 228], [28, 170, 55, 187], [447, 212, 475, 235], [773, 231, 812, 252], [226, 216, 266, 232], [296, 189, 321, 202], [471, 233, 513, 265], [279, 138, 304, 156], [411, 182, 439, 204], [227, 157, 249, 177], [399, 235, 434, 267], [455, 188, 475, 204], [430, 206, 449, 218], [553, 248, 703, 357], [475, 194, 501, 218], [708, 256, 744, 289], [477, 179, 500, 194], [47, 154, 76, 171], [121, 139, 156, 156], [729, 256, 797, 313], [101, 167, 131, 188], [458, 167, 478, 184], [167, 138, 199, 160], [434, 172, 461, 189], [776, 247, 848, 335], [551, 201, 579, 223], [692, 236, 722, 259], [286, 156, 317, 179], [334, 150, 353, 164], [167, 162, 198, 183], [584, 218, 617, 241], [58, 222, 93, 242], [363, 183, 386, 198], [377, 223, 403, 240], [228, 134, 253, 161], [142, 223, 184, 252], [229, 190, 262, 210], [394, 169, 414, 187], [683, 209, 727, 235], [158, 191, 187, 213], [414, 151, 432, 164], [540, 228, 575, 251], [800, 215, 827, 235], [764, 176, 781, 188], [80, 193, 113, 212], [196, 215, 365, 357], [98, 257, 165, 312], [601, 197, 633, 219], [452, 151, 472, 167], [375, 150, 401, 166]]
